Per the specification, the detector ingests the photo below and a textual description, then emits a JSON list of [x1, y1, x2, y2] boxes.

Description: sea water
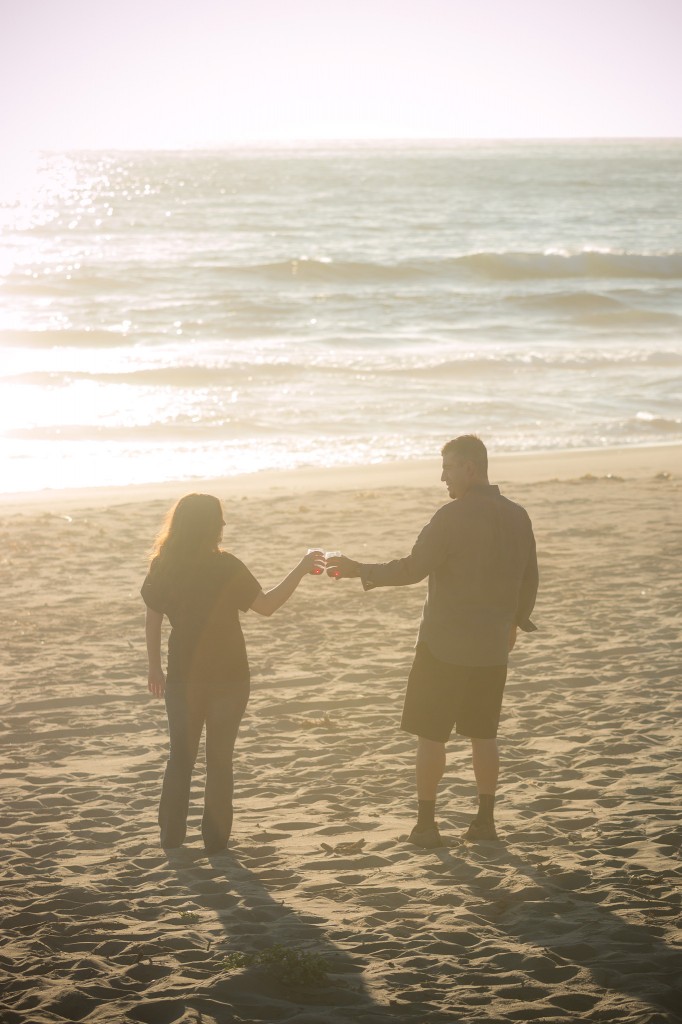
[[1, 140, 681, 492]]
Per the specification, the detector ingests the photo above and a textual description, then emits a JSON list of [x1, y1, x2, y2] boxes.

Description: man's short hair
[[441, 435, 488, 474]]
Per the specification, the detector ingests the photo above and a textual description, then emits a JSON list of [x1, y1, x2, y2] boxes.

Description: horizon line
[[29, 135, 682, 154]]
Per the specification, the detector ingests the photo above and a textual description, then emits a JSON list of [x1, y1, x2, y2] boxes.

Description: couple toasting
[[142, 435, 538, 855]]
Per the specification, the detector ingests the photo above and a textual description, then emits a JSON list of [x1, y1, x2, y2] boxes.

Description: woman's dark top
[[141, 551, 261, 686]]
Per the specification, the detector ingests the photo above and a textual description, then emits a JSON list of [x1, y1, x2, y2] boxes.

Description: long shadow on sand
[[433, 840, 681, 1020], [126, 846, 405, 1024]]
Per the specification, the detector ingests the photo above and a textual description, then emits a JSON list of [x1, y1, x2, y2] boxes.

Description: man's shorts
[[401, 642, 507, 742]]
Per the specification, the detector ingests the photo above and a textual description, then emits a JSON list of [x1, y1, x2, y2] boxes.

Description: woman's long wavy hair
[[149, 493, 224, 581]]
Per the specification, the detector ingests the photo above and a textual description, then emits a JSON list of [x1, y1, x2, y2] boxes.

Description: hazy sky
[[2, 0, 681, 149]]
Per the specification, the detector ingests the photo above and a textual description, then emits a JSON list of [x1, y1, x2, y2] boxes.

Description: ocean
[[1, 140, 681, 493]]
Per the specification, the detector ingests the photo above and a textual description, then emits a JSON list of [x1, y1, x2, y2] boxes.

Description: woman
[[142, 493, 323, 854]]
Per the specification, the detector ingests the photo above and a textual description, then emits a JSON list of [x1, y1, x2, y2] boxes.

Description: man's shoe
[[407, 823, 444, 849], [204, 843, 229, 856], [464, 818, 498, 841]]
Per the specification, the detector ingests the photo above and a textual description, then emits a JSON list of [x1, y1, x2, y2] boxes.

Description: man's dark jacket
[[359, 483, 538, 667]]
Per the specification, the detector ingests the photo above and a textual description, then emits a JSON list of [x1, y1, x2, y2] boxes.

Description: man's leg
[[401, 644, 458, 848], [471, 737, 499, 793], [417, 736, 446, 800], [408, 737, 446, 848], [466, 737, 499, 840]]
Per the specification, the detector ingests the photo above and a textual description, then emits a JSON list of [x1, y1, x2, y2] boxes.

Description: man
[[327, 435, 538, 848]]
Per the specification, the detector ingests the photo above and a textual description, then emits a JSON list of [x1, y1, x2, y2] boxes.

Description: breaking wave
[[215, 250, 682, 284]]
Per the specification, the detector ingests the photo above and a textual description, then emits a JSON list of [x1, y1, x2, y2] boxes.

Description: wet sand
[[1, 445, 681, 1023]]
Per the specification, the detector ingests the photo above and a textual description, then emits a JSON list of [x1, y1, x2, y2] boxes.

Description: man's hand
[[508, 625, 518, 652], [148, 667, 166, 699], [326, 554, 361, 580]]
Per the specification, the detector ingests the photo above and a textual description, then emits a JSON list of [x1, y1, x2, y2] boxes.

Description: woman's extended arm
[[145, 607, 166, 697], [250, 550, 324, 617]]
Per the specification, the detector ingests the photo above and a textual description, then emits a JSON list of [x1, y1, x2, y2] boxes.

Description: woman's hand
[[300, 549, 326, 576], [148, 667, 166, 698], [251, 550, 327, 617]]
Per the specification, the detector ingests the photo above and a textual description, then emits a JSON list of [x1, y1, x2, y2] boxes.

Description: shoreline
[[1, 441, 679, 515]]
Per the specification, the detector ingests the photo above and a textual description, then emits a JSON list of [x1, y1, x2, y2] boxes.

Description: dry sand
[[1, 445, 681, 1024]]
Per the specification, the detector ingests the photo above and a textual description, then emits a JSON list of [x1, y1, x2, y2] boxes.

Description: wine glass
[[307, 548, 325, 575], [325, 551, 342, 578]]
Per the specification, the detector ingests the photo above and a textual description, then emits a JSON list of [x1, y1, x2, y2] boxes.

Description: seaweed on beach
[[221, 944, 329, 987]]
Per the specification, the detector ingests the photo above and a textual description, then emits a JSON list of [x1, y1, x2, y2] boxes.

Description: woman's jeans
[[159, 678, 249, 851]]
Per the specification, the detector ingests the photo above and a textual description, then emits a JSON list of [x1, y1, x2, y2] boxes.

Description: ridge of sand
[[1, 441, 680, 514]]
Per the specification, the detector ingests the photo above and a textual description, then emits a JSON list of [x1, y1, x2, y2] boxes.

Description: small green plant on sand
[[221, 944, 329, 987], [177, 911, 200, 923]]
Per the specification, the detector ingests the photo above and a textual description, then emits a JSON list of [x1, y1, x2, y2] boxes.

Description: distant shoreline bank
[[2, 441, 680, 515]]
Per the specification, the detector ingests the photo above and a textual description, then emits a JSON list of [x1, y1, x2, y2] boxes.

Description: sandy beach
[[1, 444, 681, 1024]]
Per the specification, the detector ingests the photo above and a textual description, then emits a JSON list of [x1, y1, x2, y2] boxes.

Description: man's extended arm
[[328, 512, 448, 589]]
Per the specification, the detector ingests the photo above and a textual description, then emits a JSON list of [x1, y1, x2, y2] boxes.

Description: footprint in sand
[[270, 821, 314, 831]]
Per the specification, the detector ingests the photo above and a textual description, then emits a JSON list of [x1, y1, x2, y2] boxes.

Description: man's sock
[[417, 799, 436, 828], [476, 793, 495, 823]]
